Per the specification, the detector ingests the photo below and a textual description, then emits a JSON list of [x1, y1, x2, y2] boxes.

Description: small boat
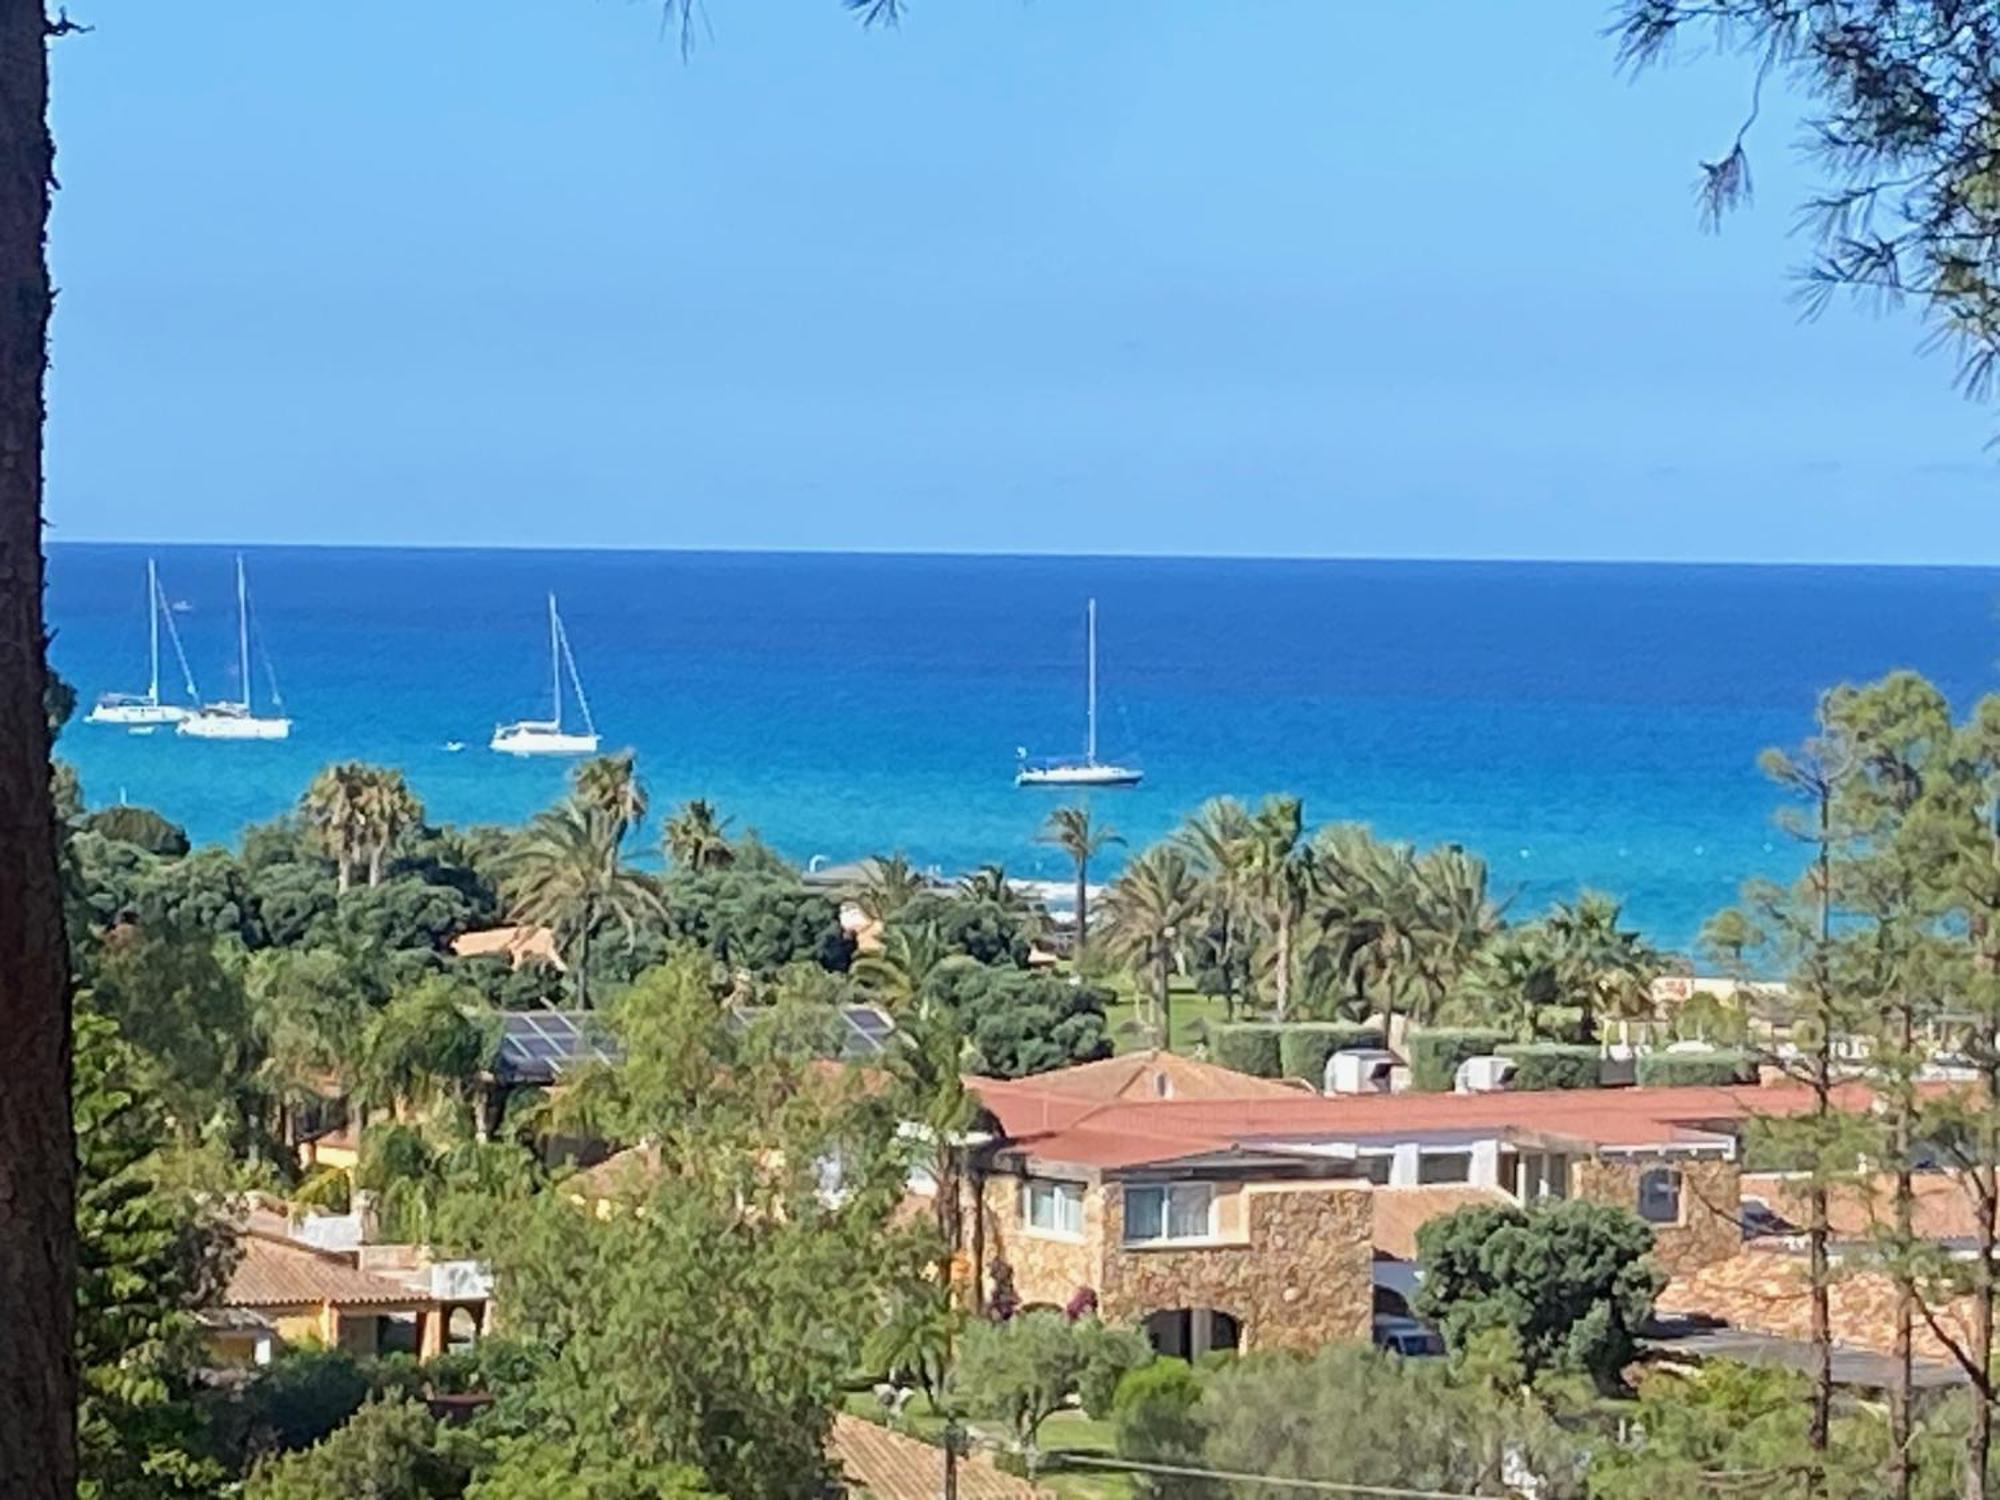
[[492, 593, 600, 757], [1017, 598, 1143, 787], [178, 555, 291, 741], [85, 558, 200, 727]]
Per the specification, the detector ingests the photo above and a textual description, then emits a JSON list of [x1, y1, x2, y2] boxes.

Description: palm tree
[[1176, 798, 1256, 1020], [851, 922, 960, 1014], [356, 767, 423, 888], [1406, 843, 1501, 1019], [1038, 806, 1121, 961], [853, 853, 927, 924], [664, 797, 735, 873], [572, 751, 648, 850], [302, 763, 368, 893], [1243, 795, 1313, 1019], [506, 799, 664, 1009], [1545, 891, 1661, 1032], [1102, 846, 1201, 1049]]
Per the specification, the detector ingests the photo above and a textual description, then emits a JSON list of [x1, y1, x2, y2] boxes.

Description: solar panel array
[[839, 1004, 895, 1057], [724, 1003, 898, 1060], [495, 1010, 619, 1084]]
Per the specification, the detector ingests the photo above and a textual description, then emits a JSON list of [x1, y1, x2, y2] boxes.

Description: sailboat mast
[[146, 557, 160, 705], [549, 593, 563, 726], [1085, 597, 1098, 765], [236, 555, 252, 712]]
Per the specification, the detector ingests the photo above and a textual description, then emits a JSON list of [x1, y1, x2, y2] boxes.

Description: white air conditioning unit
[[1454, 1055, 1518, 1094], [1325, 1049, 1397, 1095]]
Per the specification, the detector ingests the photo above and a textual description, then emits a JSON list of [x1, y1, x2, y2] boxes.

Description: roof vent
[[1153, 1071, 1172, 1099]]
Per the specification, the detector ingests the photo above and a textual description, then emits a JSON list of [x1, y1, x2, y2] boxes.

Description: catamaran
[[491, 593, 600, 756], [1017, 598, 1143, 787], [86, 557, 200, 727], [177, 555, 292, 741]]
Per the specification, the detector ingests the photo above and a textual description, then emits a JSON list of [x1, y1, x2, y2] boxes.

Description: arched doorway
[[446, 1305, 482, 1353], [1372, 1286, 1411, 1318], [1142, 1307, 1241, 1360]]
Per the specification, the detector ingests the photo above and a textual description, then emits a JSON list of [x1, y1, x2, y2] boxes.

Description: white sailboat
[[491, 593, 600, 757], [1017, 598, 1143, 787], [85, 558, 200, 727], [177, 555, 292, 741]]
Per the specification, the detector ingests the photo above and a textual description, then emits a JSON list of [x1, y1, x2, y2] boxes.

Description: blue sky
[[45, 2, 2000, 561]]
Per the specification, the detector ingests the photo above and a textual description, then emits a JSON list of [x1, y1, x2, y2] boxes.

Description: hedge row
[[1407, 1028, 1511, 1092], [1636, 1050, 1757, 1087], [1496, 1043, 1601, 1091], [1210, 1023, 1383, 1083]]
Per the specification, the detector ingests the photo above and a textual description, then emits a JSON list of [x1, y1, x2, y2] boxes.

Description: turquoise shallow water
[[46, 544, 2000, 952]]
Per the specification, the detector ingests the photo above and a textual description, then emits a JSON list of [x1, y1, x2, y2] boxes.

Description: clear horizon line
[[41, 535, 2000, 571]]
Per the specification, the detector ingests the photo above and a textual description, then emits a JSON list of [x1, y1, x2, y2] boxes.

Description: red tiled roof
[[223, 1234, 423, 1310], [968, 1073, 1930, 1173], [990, 1051, 1301, 1104]]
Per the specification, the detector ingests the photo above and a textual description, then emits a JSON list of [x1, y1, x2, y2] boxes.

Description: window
[[1417, 1151, 1472, 1185], [1359, 1154, 1393, 1186], [1637, 1166, 1683, 1225], [1123, 1183, 1215, 1244], [1021, 1179, 1084, 1237]]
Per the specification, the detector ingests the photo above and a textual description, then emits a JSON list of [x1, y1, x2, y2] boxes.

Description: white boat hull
[[85, 700, 189, 727], [1017, 763, 1143, 788], [491, 724, 600, 757], [178, 708, 291, 741]]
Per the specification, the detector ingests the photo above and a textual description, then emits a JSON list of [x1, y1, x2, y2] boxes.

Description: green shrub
[[1111, 1358, 1204, 1471], [1498, 1044, 1601, 1091], [1278, 1024, 1384, 1087], [1211, 1025, 1282, 1078], [1408, 1029, 1510, 1092], [1636, 1050, 1757, 1087]]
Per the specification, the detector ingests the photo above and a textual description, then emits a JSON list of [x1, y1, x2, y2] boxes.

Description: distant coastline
[[46, 542, 2000, 952]]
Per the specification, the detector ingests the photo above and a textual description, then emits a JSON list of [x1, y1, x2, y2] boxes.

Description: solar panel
[[493, 1010, 618, 1083]]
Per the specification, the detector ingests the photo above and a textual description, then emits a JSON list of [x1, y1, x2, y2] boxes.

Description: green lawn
[[1100, 973, 1235, 1056], [840, 1393, 1135, 1498]]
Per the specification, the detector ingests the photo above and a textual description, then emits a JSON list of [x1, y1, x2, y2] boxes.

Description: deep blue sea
[[44, 544, 2000, 952]]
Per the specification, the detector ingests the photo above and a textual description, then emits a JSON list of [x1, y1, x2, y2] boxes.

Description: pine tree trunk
[[1807, 784, 1834, 1500], [1892, 995, 1913, 1500], [0, 6, 72, 1496]]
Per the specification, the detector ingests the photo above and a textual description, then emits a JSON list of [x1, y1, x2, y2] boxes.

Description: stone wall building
[[950, 1051, 1809, 1357]]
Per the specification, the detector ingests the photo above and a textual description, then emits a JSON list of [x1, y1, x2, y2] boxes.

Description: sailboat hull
[[85, 699, 189, 727], [491, 723, 599, 756], [1016, 763, 1143, 787], [178, 707, 291, 740]]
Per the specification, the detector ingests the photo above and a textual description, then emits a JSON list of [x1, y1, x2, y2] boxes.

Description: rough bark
[[0, 4, 72, 1497], [1807, 782, 1833, 1499], [1072, 859, 1087, 962]]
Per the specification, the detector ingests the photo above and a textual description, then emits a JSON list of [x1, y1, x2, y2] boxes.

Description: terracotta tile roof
[[1372, 1185, 1511, 1260], [828, 1414, 1048, 1499], [1742, 1171, 1984, 1244], [1663, 1244, 1979, 1367], [223, 1234, 423, 1310], [450, 924, 564, 970], [566, 1143, 663, 1201], [971, 1072, 1978, 1174], [989, 1051, 1301, 1104]]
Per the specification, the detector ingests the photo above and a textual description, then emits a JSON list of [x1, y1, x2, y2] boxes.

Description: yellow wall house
[[211, 1230, 488, 1365]]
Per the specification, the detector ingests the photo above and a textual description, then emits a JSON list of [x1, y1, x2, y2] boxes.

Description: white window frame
[[1020, 1178, 1085, 1239], [1122, 1182, 1217, 1246], [1637, 1165, 1684, 1226]]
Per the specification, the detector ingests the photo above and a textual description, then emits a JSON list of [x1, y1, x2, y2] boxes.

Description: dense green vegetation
[[48, 664, 2000, 1497]]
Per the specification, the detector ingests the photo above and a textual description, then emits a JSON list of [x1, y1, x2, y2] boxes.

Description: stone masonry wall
[[976, 1174, 1103, 1312], [1573, 1157, 1740, 1275], [1097, 1181, 1373, 1351]]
